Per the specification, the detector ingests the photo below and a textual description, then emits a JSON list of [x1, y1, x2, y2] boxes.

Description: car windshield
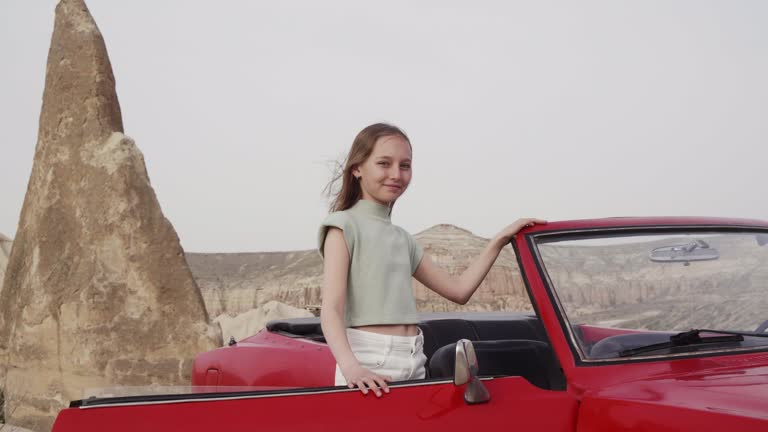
[[535, 230, 768, 361]]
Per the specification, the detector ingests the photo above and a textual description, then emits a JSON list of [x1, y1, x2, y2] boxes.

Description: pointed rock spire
[[0, 234, 11, 296], [0, 1, 220, 429]]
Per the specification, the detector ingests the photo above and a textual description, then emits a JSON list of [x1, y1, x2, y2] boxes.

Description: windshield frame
[[527, 223, 768, 365]]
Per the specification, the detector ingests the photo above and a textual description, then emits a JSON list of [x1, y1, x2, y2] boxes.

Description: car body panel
[[577, 363, 768, 431], [192, 329, 335, 389], [53, 377, 578, 431]]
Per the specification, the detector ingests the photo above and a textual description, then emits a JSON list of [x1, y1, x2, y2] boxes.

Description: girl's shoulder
[[317, 210, 359, 257], [320, 209, 358, 230]]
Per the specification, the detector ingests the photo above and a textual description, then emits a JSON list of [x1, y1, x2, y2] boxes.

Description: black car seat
[[418, 319, 479, 360]]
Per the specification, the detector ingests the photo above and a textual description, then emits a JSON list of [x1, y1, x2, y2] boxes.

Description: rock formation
[[0, 1, 220, 430], [0, 424, 36, 432], [0, 234, 11, 296], [0, 234, 10, 392], [214, 301, 314, 344], [412, 224, 531, 312], [540, 234, 768, 330], [187, 250, 323, 318], [187, 223, 532, 321]]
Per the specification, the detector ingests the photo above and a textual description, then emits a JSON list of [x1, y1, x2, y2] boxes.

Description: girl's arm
[[413, 218, 546, 304], [320, 227, 390, 397]]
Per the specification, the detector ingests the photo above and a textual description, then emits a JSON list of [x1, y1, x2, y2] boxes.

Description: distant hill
[[186, 224, 532, 318], [540, 234, 768, 330], [411, 224, 529, 312]]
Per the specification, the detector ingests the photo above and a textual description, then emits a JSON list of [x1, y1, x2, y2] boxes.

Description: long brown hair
[[326, 123, 411, 213]]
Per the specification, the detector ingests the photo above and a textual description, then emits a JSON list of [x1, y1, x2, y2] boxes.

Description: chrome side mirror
[[454, 339, 490, 404]]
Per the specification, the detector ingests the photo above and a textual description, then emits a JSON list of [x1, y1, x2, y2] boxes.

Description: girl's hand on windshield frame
[[495, 218, 548, 245]]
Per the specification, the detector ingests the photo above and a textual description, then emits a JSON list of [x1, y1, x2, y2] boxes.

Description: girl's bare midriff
[[353, 324, 419, 336]]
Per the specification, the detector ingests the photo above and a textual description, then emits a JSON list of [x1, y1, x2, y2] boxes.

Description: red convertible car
[[52, 217, 768, 431]]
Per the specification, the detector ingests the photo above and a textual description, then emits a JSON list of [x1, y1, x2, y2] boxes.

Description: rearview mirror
[[649, 240, 719, 263], [454, 339, 490, 404]]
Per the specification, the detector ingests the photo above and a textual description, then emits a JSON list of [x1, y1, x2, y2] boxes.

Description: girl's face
[[353, 135, 412, 206]]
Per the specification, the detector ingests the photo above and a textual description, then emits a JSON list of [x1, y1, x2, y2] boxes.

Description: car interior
[[267, 312, 567, 391]]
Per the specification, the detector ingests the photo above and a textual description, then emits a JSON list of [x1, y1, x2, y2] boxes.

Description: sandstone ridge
[[0, 1, 219, 430], [542, 235, 768, 330], [188, 223, 533, 319], [0, 234, 11, 297]]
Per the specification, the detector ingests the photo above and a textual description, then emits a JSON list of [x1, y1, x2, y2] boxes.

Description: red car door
[[54, 376, 577, 431]]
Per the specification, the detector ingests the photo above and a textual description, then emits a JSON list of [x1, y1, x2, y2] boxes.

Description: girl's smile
[[353, 135, 412, 206]]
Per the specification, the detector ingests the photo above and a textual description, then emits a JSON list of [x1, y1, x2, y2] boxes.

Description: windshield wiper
[[618, 329, 768, 357]]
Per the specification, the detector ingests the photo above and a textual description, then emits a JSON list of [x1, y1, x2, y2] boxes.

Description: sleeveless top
[[318, 199, 424, 327]]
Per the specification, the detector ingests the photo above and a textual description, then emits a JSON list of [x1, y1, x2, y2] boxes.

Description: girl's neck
[[351, 199, 392, 221], [359, 191, 391, 208], [360, 197, 390, 207]]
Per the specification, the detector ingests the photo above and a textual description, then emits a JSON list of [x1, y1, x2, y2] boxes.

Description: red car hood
[[579, 362, 768, 430]]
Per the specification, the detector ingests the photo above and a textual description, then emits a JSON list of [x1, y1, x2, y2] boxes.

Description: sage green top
[[318, 199, 424, 327]]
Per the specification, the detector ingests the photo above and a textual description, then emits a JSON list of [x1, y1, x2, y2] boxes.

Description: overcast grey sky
[[1, 1, 767, 252]]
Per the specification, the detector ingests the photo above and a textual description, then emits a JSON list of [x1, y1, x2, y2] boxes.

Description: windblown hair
[[325, 123, 411, 213]]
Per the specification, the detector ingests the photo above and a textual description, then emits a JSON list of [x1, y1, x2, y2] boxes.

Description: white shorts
[[334, 327, 427, 386]]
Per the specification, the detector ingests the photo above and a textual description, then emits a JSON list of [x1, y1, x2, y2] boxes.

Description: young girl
[[318, 123, 545, 397]]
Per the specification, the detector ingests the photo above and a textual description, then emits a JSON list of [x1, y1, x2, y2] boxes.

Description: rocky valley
[[186, 223, 533, 331]]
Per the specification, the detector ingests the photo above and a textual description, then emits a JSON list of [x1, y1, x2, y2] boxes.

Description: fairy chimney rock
[[0, 233, 11, 295], [0, 0, 220, 429]]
